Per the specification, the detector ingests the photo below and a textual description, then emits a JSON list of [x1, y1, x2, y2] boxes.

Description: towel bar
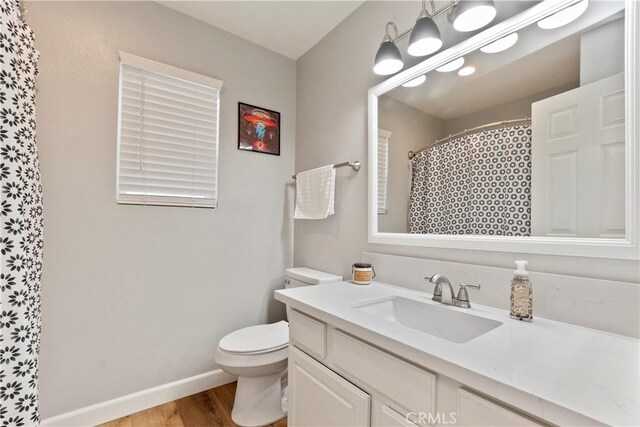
[[292, 161, 361, 180]]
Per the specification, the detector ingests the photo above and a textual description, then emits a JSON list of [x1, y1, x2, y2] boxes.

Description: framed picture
[[238, 102, 281, 156]]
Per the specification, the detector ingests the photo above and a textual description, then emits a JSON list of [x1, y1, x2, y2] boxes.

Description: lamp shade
[[436, 57, 465, 72], [374, 40, 404, 75], [453, 0, 497, 32], [480, 32, 519, 53], [402, 74, 427, 87], [408, 16, 442, 57], [538, 0, 589, 30]]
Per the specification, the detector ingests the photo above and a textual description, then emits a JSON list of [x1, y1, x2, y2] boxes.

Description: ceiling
[[158, 1, 365, 59]]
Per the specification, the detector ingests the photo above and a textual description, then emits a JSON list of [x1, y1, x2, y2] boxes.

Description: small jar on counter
[[352, 263, 375, 285]]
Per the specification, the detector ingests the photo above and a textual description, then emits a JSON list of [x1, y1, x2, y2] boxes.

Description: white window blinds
[[116, 52, 223, 208], [377, 129, 391, 215]]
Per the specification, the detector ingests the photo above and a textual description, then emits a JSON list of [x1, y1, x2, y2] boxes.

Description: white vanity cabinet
[[287, 309, 547, 427]]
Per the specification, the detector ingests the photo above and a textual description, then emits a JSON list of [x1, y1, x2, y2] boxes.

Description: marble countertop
[[275, 281, 640, 426]]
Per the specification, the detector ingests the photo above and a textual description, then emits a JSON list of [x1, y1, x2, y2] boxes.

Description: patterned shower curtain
[[408, 124, 531, 236], [0, 1, 43, 424]]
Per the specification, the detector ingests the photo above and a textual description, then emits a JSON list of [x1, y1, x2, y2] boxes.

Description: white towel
[[294, 165, 336, 219]]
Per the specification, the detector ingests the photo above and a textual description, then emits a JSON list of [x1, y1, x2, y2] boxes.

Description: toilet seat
[[219, 321, 289, 355]]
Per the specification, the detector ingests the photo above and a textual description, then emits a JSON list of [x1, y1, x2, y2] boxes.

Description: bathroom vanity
[[275, 281, 639, 426]]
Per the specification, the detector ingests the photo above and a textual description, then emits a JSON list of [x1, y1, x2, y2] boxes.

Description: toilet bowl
[[215, 321, 289, 427], [215, 267, 342, 427]]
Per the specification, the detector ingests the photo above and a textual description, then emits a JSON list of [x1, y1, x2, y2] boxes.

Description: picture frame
[[238, 102, 281, 156]]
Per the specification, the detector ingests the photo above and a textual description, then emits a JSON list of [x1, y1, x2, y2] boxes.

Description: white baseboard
[[41, 369, 236, 427]]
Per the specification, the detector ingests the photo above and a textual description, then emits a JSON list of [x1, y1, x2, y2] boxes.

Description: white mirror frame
[[368, 0, 639, 260]]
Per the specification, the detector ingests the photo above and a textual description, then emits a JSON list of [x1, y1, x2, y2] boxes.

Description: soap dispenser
[[510, 260, 533, 321]]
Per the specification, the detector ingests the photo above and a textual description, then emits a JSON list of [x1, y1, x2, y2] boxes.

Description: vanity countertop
[[275, 281, 640, 426]]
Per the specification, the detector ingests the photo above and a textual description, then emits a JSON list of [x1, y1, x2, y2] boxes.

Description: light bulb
[[408, 16, 443, 56], [373, 40, 404, 75], [453, 1, 497, 32], [458, 66, 476, 76], [374, 23, 404, 75], [374, 58, 403, 75], [408, 38, 443, 57]]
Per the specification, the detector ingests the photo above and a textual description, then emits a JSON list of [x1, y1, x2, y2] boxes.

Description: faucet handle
[[460, 282, 481, 291], [455, 282, 481, 308]]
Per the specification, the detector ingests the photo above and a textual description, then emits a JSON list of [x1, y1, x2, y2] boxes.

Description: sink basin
[[352, 296, 502, 343]]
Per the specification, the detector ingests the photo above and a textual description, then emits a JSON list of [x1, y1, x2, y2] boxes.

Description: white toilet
[[215, 267, 342, 427]]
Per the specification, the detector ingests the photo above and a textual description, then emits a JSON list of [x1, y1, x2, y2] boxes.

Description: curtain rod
[[408, 117, 531, 160], [292, 161, 361, 180]]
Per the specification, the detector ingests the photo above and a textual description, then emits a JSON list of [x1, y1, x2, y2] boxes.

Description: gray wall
[[580, 17, 624, 85], [29, 1, 295, 418], [443, 82, 578, 136], [294, 1, 640, 283], [378, 96, 444, 233]]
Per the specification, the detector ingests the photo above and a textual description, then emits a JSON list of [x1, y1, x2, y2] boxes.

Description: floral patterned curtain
[[408, 124, 532, 236], [0, 1, 42, 424]]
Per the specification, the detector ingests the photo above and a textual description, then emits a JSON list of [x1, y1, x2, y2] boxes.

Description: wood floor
[[101, 382, 287, 427]]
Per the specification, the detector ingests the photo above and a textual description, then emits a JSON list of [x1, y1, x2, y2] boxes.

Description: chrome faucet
[[426, 274, 456, 305], [425, 275, 481, 308]]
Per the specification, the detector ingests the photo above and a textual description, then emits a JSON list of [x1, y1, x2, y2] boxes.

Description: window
[[377, 128, 391, 215], [116, 52, 223, 208]]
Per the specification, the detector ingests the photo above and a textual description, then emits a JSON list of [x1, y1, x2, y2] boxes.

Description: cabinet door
[[289, 346, 370, 427], [457, 389, 543, 427]]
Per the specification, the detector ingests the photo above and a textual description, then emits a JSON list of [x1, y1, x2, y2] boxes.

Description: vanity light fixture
[[372, 0, 501, 74], [480, 32, 519, 53], [538, 0, 589, 30], [436, 57, 465, 72], [374, 22, 404, 75], [408, 0, 443, 57], [458, 66, 476, 76], [402, 74, 427, 87], [452, 0, 497, 32]]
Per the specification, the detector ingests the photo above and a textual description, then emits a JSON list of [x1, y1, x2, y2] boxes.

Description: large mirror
[[369, 0, 638, 259]]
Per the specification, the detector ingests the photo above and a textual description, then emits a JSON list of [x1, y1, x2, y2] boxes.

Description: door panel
[[532, 73, 625, 237]]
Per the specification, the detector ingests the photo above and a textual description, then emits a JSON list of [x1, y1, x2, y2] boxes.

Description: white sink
[[352, 296, 502, 343]]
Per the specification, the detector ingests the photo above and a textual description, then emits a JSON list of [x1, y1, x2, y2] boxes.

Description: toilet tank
[[284, 267, 342, 289], [283, 268, 342, 320]]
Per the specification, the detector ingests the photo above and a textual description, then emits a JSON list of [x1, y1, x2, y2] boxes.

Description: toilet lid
[[219, 321, 289, 354]]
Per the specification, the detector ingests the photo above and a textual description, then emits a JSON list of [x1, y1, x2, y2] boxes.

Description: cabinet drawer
[[289, 309, 327, 360], [328, 329, 435, 415], [457, 389, 544, 427]]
